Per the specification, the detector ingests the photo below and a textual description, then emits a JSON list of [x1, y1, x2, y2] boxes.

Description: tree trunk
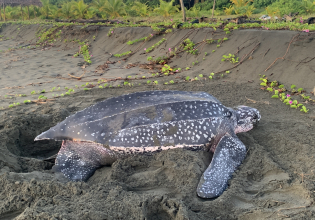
[[20, 5, 23, 20], [3, 4, 5, 22], [0, 5, 2, 21], [27, 6, 30, 20], [212, 0, 216, 19], [34, 6, 37, 18], [179, 0, 186, 22]]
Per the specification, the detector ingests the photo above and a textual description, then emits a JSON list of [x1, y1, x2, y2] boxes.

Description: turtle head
[[234, 106, 261, 133]]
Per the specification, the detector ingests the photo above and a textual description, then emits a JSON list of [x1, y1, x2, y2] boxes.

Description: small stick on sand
[[245, 96, 270, 105], [263, 48, 270, 57], [68, 73, 85, 80]]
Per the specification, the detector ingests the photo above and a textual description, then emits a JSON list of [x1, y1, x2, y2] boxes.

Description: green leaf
[[267, 88, 273, 92], [271, 95, 279, 98], [290, 105, 297, 109], [278, 85, 284, 89], [274, 90, 279, 95], [260, 82, 267, 86], [297, 88, 304, 92], [291, 84, 296, 89]]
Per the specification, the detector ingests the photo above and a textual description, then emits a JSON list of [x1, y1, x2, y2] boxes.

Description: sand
[[1, 23, 315, 219]]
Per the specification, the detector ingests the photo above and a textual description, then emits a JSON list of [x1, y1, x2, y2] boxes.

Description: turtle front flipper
[[197, 134, 246, 198], [54, 141, 118, 181]]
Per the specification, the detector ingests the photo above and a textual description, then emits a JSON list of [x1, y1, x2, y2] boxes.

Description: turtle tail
[[53, 141, 118, 181]]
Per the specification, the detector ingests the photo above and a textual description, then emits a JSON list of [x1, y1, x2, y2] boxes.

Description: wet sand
[[1, 23, 315, 219]]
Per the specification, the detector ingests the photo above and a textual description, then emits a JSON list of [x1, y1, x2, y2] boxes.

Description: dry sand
[[0, 23, 315, 219]]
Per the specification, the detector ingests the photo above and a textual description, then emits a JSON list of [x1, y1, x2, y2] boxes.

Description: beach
[[1, 23, 315, 219]]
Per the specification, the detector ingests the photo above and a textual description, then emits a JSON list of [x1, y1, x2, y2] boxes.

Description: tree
[[102, 0, 126, 18], [302, 0, 315, 14], [179, 0, 186, 21], [131, 1, 149, 17], [40, 0, 52, 18], [60, 1, 73, 19], [154, 0, 179, 17], [72, 0, 89, 19]]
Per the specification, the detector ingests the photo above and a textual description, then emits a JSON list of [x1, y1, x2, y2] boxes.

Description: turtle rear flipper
[[197, 134, 246, 198], [54, 141, 117, 181]]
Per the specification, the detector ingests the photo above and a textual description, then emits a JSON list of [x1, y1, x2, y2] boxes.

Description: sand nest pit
[[0, 23, 315, 219]]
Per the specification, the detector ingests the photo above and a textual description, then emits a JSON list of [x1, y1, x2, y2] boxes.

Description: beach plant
[[161, 64, 172, 74], [181, 38, 198, 55], [145, 38, 166, 53], [23, 100, 31, 104], [221, 54, 239, 64], [267, 88, 273, 92], [114, 51, 132, 58], [260, 78, 267, 87], [127, 36, 147, 45], [300, 105, 309, 113], [185, 76, 190, 81], [108, 28, 115, 37], [31, 90, 36, 95], [38, 95, 47, 100], [271, 90, 279, 98], [209, 72, 215, 79]]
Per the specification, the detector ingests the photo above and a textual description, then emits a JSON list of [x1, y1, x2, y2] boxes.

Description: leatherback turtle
[[35, 90, 260, 198]]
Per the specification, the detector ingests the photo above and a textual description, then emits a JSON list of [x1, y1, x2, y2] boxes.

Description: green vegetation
[[114, 51, 132, 57], [145, 38, 166, 53], [259, 76, 313, 113], [0, 0, 315, 22]]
